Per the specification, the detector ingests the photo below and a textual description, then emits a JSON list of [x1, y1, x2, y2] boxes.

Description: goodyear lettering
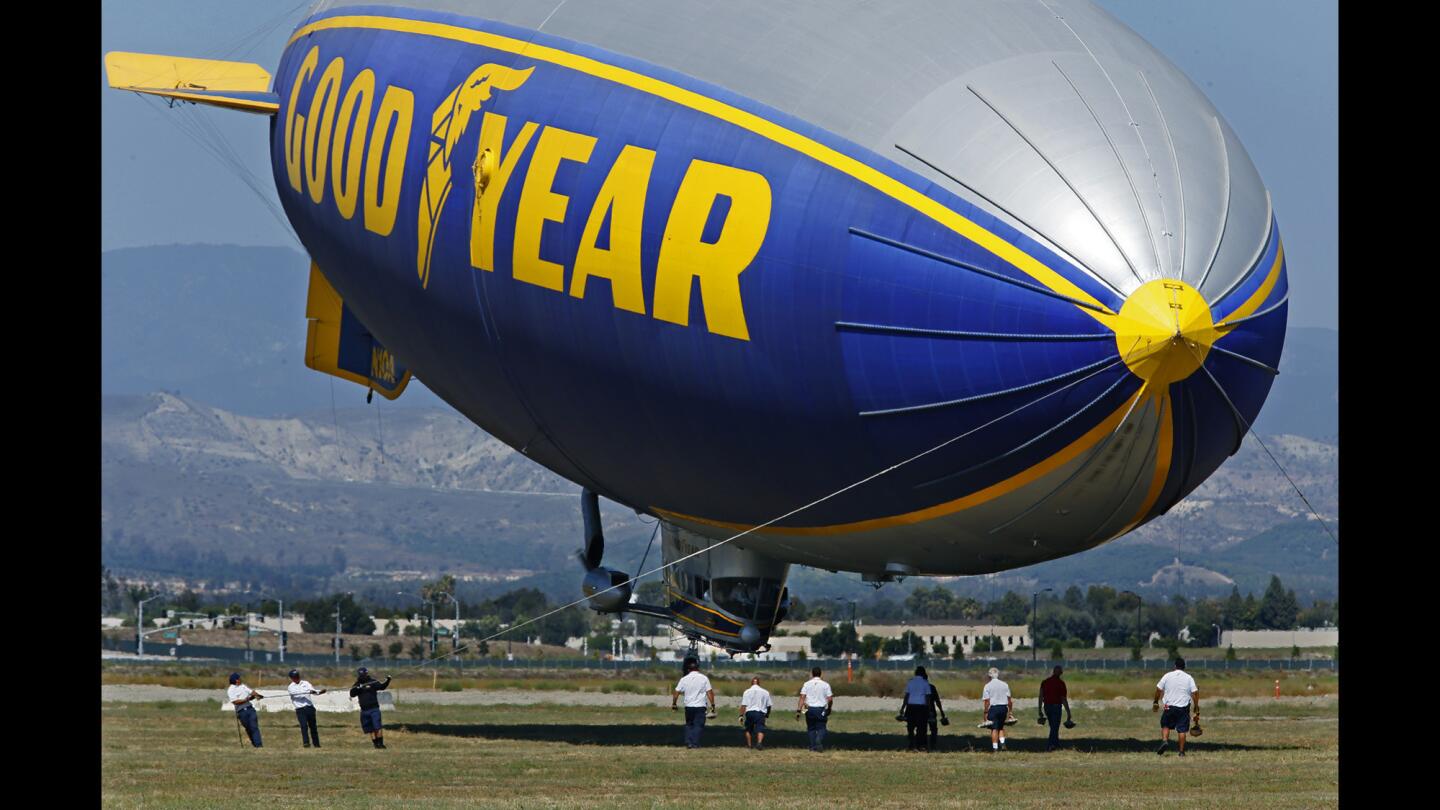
[[288, 51, 772, 341], [512, 127, 597, 292], [570, 145, 655, 314], [653, 160, 771, 341], [469, 113, 539, 273], [468, 113, 771, 341], [285, 46, 413, 236]]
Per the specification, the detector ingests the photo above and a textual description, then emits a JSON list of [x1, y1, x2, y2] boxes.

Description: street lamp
[[136, 595, 162, 656], [1031, 588, 1053, 662], [1212, 623, 1222, 649]]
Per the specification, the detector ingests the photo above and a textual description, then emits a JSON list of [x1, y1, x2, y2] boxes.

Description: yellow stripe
[[288, 14, 1117, 326], [655, 385, 1144, 536], [665, 587, 741, 638], [1118, 390, 1174, 535], [1216, 240, 1284, 331]]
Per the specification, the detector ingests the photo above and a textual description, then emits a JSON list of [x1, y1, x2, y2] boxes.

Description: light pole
[[136, 595, 162, 656], [278, 598, 285, 663], [1212, 623, 1222, 649], [1031, 588, 1053, 662]]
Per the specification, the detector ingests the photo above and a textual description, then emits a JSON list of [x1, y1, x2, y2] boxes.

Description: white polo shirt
[[1156, 670, 1198, 708], [227, 683, 254, 706], [741, 685, 773, 714], [288, 680, 317, 708], [800, 677, 832, 708], [982, 678, 1011, 706], [675, 671, 713, 707]]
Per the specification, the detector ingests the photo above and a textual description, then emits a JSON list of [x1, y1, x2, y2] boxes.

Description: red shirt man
[[1038, 666, 1073, 751]]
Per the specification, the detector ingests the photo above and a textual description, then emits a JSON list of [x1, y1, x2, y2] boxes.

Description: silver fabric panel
[[316, 0, 1271, 299]]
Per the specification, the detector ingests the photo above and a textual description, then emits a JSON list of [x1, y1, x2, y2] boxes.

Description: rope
[[134, 94, 301, 248], [402, 351, 1124, 670], [375, 398, 385, 465], [632, 521, 660, 582], [329, 376, 343, 462], [1186, 344, 1337, 545]]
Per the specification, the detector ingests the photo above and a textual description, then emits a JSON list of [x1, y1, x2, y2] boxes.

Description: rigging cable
[[1184, 344, 1338, 546], [401, 351, 1126, 670]]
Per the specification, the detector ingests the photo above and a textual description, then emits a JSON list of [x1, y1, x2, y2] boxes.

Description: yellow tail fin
[[105, 52, 279, 115]]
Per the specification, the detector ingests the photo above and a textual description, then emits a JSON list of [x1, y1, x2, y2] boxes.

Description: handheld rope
[[399, 354, 1125, 671]]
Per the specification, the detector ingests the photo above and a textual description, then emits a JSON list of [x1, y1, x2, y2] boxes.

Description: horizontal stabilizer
[[105, 51, 279, 115], [305, 263, 411, 400]]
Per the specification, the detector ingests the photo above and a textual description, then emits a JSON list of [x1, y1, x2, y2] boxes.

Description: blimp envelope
[[220, 689, 395, 713]]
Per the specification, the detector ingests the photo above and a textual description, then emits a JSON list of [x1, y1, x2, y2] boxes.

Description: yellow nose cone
[[1114, 279, 1218, 386]]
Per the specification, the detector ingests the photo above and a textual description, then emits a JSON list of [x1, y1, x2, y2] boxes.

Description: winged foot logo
[[418, 64, 534, 287]]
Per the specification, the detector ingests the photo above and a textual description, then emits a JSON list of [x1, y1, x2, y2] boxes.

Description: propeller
[[577, 488, 632, 612]]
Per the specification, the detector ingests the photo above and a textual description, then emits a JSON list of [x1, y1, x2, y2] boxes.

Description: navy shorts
[[1161, 705, 1191, 733], [744, 710, 767, 734], [360, 708, 383, 733], [987, 705, 1009, 728]]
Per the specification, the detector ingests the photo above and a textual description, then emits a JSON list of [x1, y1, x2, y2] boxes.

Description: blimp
[[106, 0, 1287, 653]]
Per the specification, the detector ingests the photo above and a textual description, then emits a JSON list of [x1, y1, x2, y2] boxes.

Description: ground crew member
[[926, 674, 948, 751], [1038, 665, 1072, 751], [739, 675, 773, 750], [671, 655, 716, 749], [349, 666, 392, 749], [981, 667, 1013, 752], [227, 672, 264, 748], [796, 666, 834, 752], [900, 666, 933, 752], [1154, 657, 1200, 757], [287, 668, 327, 748]]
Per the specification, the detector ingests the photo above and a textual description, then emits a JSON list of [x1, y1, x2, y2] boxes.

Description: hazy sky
[[101, 0, 1338, 329]]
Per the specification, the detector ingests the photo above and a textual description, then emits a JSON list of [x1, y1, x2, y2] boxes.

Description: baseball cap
[[229, 672, 242, 684], [288, 669, 300, 678], [987, 667, 1000, 678], [357, 666, 368, 676]]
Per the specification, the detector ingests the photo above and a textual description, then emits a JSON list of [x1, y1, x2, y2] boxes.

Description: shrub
[[866, 672, 900, 698], [1050, 641, 1064, 660], [1225, 644, 1237, 661]]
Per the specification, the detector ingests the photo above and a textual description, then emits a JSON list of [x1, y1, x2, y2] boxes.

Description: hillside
[[101, 393, 1337, 601]]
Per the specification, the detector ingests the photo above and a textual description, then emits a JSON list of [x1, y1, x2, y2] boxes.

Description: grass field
[[100, 663, 1338, 701], [101, 695, 1337, 808]]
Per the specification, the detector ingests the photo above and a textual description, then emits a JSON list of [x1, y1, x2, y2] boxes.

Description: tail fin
[[305, 263, 412, 400], [105, 52, 279, 115]]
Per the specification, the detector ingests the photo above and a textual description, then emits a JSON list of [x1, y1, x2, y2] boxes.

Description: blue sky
[[101, 0, 1337, 329]]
